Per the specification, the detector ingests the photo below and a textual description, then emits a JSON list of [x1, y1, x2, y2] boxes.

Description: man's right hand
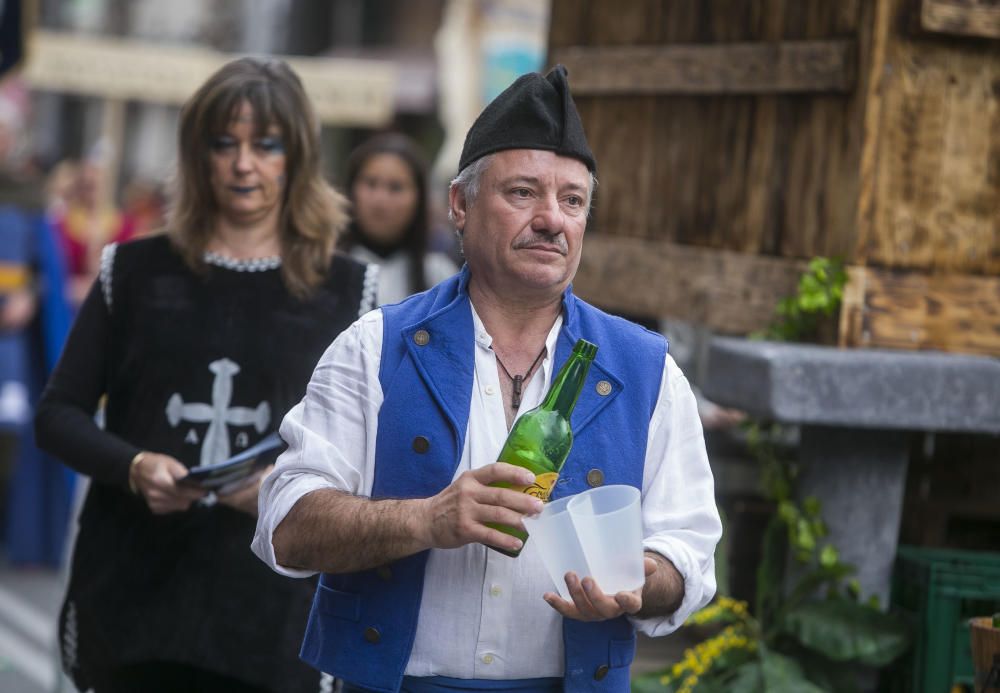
[[130, 452, 207, 514], [417, 463, 544, 554]]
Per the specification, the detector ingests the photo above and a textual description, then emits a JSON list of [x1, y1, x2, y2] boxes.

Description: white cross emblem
[[166, 358, 270, 467]]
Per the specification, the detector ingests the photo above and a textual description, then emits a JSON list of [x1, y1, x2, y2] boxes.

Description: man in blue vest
[[253, 65, 721, 692]]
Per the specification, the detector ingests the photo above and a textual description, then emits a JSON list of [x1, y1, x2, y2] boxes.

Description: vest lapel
[[556, 291, 622, 438], [399, 293, 476, 444]]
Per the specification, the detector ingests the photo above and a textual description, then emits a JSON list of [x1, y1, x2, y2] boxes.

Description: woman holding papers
[[34, 58, 376, 693]]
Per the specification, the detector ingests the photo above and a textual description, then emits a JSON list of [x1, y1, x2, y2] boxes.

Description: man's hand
[[543, 556, 658, 621], [272, 463, 546, 575], [417, 462, 544, 554], [130, 452, 207, 514]]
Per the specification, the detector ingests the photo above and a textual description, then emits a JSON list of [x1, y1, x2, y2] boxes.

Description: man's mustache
[[513, 234, 568, 255]]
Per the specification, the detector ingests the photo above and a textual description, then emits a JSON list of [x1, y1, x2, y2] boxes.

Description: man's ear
[[448, 184, 467, 233]]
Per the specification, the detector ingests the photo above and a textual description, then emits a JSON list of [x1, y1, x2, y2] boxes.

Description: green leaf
[[760, 650, 826, 692], [799, 292, 823, 312], [777, 501, 798, 524], [780, 599, 912, 666], [787, 563, 854, 599], [795, 517, 815, 552], [789, 645, 864, 693], [756, 515, 788, 627], [819, 544, 839, 568], [777, 564, 857, 627], [710, 660, 765, 693], [630, 672, 679, 693], [802, 496, 821, 517]]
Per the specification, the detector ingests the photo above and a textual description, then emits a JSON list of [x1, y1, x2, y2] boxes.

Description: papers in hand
[[179, 432, 286, 490]]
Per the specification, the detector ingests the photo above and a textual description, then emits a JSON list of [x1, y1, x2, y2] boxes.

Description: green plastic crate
[[889, 545, 1000, 693]]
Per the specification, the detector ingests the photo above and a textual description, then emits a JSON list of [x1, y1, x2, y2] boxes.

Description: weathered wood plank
[[548, 0, 592, 50], [921, 0, 1000, 39], [551, 40, 856, 95], [582, 0, 663, 47], [579, 96, 658, 241], [839, 266, 1000, 356], [855, 0, 1000, 275], [574, 235, 807, 333], [551, 0, 868, 264]]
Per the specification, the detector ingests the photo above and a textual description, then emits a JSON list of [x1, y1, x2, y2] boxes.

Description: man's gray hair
[[450, 154, 496, 212], [449, 154, 598, 225]]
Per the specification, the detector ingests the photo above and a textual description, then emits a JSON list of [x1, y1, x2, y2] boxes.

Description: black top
[[35, 234, 374, 692]]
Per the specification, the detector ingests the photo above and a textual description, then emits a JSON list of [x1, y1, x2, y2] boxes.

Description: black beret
[[458, 64, 596, 173]]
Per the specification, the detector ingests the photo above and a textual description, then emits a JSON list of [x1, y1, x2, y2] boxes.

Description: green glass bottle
[[488, 338, 598, 557]]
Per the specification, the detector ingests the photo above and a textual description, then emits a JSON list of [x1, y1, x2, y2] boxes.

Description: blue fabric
[[33, 215, 72, 372], [301, 267, 667, 692], [3, 211, 75, 566], [0, 206, 32, 430]]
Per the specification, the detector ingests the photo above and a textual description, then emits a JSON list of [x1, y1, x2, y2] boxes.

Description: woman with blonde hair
[[35, 57, 377, 693]]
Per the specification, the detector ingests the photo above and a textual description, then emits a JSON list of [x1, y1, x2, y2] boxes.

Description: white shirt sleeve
[[252, 310, 385, 578], [629, 353, 722, 636]]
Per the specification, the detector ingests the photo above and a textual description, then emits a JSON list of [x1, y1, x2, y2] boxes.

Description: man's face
[[452, 149, 590, 301]]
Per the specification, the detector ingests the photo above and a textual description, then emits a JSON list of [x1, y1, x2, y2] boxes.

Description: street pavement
[[0, 559, 73, 693]]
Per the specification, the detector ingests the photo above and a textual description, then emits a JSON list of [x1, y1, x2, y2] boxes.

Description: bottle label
[[510, 472, 559, 501]]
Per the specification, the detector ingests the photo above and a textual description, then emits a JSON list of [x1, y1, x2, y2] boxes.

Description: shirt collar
[[470, 303, 565, 381]]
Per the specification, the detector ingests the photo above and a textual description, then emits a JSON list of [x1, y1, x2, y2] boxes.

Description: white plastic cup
[[567, 485, 645, 595], [522, 495, 591, 600]]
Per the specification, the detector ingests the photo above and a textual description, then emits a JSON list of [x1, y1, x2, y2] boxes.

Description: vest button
[[414, 329, 430, 346], [376, 566, 392, 581], [587, 468, 604, 487], [596, 380, 612, 396], [364, 626, 381, 644], [412, 436, 430, 454], [594, 664, 609, 680]]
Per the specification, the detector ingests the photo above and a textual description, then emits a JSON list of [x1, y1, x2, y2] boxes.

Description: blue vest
[[300, 269, 667, 692]]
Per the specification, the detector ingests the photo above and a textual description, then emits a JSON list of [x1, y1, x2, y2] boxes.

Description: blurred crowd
[[0, 78, 167, 568]]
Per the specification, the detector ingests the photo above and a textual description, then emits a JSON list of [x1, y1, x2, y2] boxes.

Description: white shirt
[[348, 245, 459, 306], [253, 305, 721, 679]]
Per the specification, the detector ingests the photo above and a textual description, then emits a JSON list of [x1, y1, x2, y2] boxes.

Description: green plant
[[633, 259, 911, 692], [753, 257, 848, 342], [633, 424, 911, 692]]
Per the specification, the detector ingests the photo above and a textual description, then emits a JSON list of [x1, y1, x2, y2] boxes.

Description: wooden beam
[[921, 0, 1000, 39], [551, 40, 856, 95], [839, 266, 1000, 357], [574, 236, 807, 334], [23, 30, 397, 126]]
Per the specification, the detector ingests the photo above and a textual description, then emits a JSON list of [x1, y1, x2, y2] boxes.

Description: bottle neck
[[541, 354, 592, 419]]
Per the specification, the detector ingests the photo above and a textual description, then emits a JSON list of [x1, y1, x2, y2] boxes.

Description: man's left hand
[[543, 556, 658, 621]]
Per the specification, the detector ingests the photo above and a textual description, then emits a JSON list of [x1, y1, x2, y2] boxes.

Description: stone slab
[[703, 338, 1000, 433], [796, 427, 909, 607]]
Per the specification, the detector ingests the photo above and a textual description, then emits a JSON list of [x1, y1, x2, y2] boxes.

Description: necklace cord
[[492, 346, 546, 409]]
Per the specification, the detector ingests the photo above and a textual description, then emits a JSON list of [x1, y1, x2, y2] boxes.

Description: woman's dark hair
[[340, 132, 430, 293], [168, 57, 348, 298]]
